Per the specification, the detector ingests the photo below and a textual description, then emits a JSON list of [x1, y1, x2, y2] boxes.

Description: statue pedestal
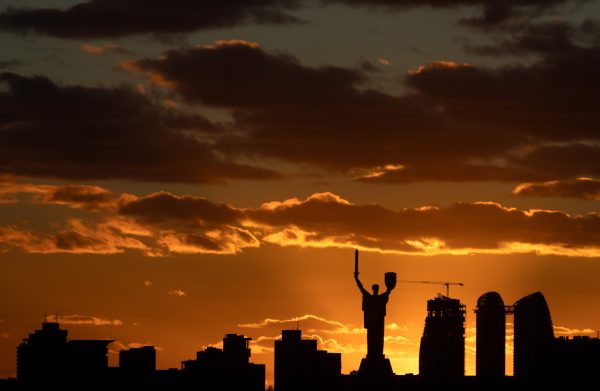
[[351, 356, 395, 390], [358, 355, 394, 378]]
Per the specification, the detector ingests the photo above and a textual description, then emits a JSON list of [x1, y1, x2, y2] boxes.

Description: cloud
[[464, 17, 600, 57], [109, 341, 158, 354], [239, 314, 365, 335], [513, 178, 600, 200], [47, 314, 123, 326], [144, 280, 152, 287], [0, 182, 117, 210], [2, 28, 599, 185], [118, 191, 243, 225], [323, 1, 577, 30], [0, 0, 301, 38], [0, 0, 573, 39], [386, 323, 409, 331], [0, 226, 51, 253], [123, 39, 600, 184], [249, 192, 600, 257], [124, 40, 369, 109], [240, 313, 415, 360], [81, 43, 134, 56], [0, 72, 279, 183], [168, 289, 186, 297], [0, 219, 149, 255], [553, 325, 596, 336], [156, 228, 259, 255], [0, 60, 23, 69], [5, 184, 600, 257]]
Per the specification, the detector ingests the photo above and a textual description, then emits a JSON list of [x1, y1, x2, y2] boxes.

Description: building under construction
[[419, 295, 466, 378]]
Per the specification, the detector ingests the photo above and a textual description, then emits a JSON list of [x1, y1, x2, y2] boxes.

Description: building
[[182, 333, 264, 391], [16, 321, 111, 386], [513, 292, 554, 379], [275, 329, 342, 391], [475, 291, 506, 378], [119, 345, 156, 373], [419, 295, 466, 378], [554, 335, 600, 384]]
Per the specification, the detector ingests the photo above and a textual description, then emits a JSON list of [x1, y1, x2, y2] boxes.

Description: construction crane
[[397, 280, 464, 298]]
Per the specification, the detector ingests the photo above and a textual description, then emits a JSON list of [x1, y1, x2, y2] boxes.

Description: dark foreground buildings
[[418, 295, 466, 378], [275, 329, 342, 391], [475, 292, 506, 379], [182, 333, 264, 391], [475, 291, 600, 387], [13, 321, 264, 390], [8, 291, 600, 390], [16, 320, 112, 387], [513, 291, 555, 380]]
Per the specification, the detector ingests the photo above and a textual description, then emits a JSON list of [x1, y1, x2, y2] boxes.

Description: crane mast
[[397, 280, 464, 297]]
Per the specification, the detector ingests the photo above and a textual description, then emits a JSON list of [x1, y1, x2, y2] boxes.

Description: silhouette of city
[[2, 250, 599, 390]]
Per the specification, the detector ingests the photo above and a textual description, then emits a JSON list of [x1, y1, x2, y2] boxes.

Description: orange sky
[[1, 0, 600, 386]]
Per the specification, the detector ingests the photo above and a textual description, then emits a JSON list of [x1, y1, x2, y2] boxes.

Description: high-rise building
[[419, 295, 466, 378], [513, 292, 554, 379], [16, 321, 111, 386], [275, 329, 342, 391], [17, 321, 68, 383], [475, 292, 506, 378]]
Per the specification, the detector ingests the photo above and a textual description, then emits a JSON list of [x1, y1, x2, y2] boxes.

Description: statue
[[353, 249, 396, 379]]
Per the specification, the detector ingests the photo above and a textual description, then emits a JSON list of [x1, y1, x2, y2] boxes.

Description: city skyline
[[1, 0, 600, 386], [9, 286, 598, 390]]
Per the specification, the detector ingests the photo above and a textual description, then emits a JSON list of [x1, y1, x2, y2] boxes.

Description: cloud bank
[[2, 183, 600, 257]]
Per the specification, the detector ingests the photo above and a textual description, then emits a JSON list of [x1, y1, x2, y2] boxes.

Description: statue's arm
[[354, 273, 369, 295], [382, 285, 395, 297]]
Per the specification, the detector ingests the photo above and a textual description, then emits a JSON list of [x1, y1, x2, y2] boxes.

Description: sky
[[1, 0, 600, 385]]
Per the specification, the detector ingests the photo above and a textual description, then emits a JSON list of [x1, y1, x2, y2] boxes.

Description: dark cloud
[[0, 72, 280, 183], [0, 0, 577, 38], [326, 0, 574, 26], [511, 144, 600, 179], [5, 187, 600, 256], [0, 0, 300, 38], [457, 0, 574, 28], [126, 42, 513, 177], [126, 40, 600, 183], [0, 59, 23, 69], [80, 43, 135, 56], [46, 185, 117, 210], [513, 178, 600, 200], [248, 192, 600, 254], [126, 40, 367, 109], [464, 19, 600, 56], [119, 191, 243, 225]]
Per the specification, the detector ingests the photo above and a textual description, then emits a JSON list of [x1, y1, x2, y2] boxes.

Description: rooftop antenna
[[44, 312, 47, 323], [296, 321, 300, 331]]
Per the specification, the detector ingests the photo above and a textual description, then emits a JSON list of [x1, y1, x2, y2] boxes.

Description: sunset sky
[[1, 0, 600, 385]]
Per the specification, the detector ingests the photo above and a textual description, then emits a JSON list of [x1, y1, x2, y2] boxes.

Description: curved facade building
[[475, 292, 506, 378], [513, 292, 554, 379]]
